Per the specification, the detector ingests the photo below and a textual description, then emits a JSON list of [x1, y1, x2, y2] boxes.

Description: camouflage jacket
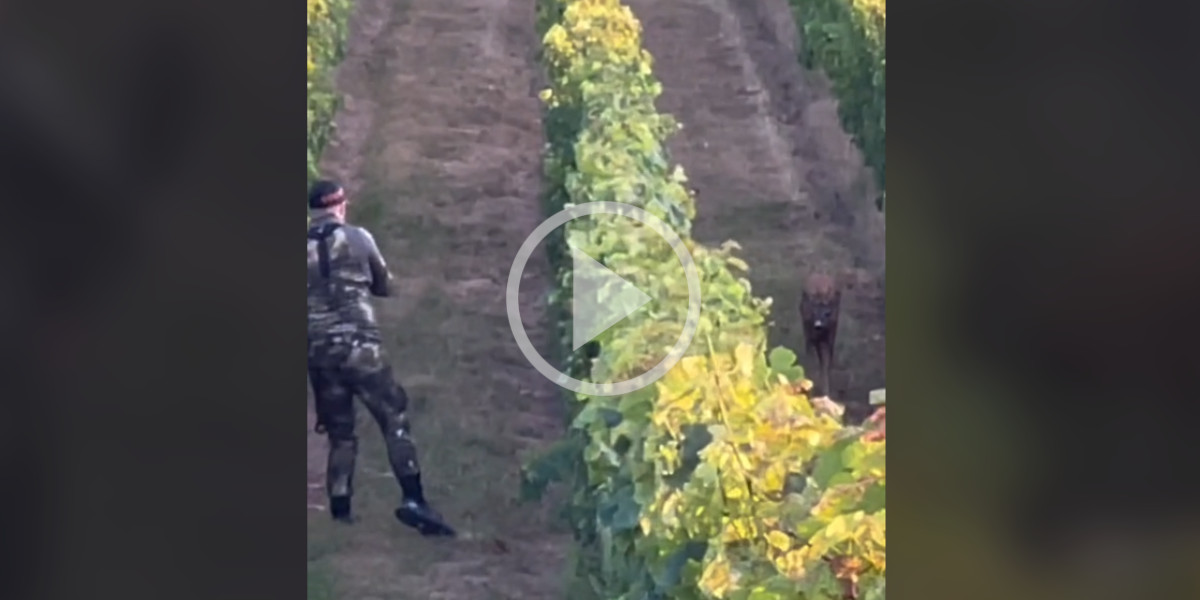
[[307, 210, 393, 343]]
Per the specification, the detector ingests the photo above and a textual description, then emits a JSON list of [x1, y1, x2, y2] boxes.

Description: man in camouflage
[[307, 179, 454, 536]]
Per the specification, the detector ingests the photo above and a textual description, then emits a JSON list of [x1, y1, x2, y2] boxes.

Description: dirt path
[[628, 0, 886, 419], [306, 0, 569, 597]]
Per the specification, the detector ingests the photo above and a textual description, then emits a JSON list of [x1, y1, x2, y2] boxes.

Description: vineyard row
[[528, 1, 886, 599], [789, 0, 886, 210]]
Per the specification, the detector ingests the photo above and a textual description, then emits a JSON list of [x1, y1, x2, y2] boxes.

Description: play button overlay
[[506, 201, 701, 397], [570, 246, 652, 351]]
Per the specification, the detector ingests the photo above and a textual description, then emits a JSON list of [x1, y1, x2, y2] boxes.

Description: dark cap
[[308, 179, 346, 209]]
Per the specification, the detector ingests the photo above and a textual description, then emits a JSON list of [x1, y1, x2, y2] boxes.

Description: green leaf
[[654, 541, 707, 589], [861, 482, 886, 512], [599, 484, 641, 532], [812, 438, 851, 487], [617, 386, 656, 421], [861, 577, 886, 600], [747, 589, 781, 600], [828, 472, 858, 487], [842, 440, 867, 470], [797, 561, 844, 598], [767, 346, 804, 381], [599, 407, 624, 428], [520, 437, 581, 501], [570, 402, 602, 430]]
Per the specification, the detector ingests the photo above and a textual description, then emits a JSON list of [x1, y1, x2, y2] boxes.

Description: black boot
[[394, 474, 455, 537], [329, 496, 354, 524]]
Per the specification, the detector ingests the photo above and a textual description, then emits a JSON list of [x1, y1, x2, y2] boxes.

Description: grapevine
[[307, 0, 353, 183], [527, 1, 887, 598], [788, 0, 886, 209]]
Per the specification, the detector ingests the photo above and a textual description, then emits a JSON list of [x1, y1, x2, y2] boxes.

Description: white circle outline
[[506, 201, 701, 397]]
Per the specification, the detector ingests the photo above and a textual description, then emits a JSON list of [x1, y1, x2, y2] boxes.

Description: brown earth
[[307, 0, 886, 597], [628, 0, 886, 420]]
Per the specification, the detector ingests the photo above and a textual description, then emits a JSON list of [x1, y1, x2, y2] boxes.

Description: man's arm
[[355, 227, 393, 297]]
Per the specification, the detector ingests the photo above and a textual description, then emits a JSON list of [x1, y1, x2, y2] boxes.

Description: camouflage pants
[[308, 335, 420, 499]]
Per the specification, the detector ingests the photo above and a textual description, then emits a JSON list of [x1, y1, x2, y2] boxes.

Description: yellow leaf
[[774, 549, 807, 579], [727, 517, 756, 540], [659, 443, 679, 466], [711, 353, 734, 374], [762, 463, 786, 494], [867, 516, 886, 548], [678, 355, 708, 379], [660, 491, 682, 528], [818, 514, 854, 547], [698, 555, 735, 598], [854, 521, 871, 540], [803, 429, 824, 448], [767, 530, 791, 551], [734, 342, 756, 376]]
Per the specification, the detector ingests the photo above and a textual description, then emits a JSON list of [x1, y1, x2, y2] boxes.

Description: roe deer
[[800, 272, 841, 397]]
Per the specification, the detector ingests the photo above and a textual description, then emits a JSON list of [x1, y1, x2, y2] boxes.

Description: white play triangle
[[570, 246, 652, 351]]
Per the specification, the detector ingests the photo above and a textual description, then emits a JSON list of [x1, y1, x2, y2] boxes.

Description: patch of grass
[[350, 176, 458, 251], [311, 279, 556, 547], [693, 198, 794, 243], [308, 528, 342, 600], [349, 188, 389, 231], [381, 289, 540, 534], [307, 509, 352, 597], [307, 564, 337, 600]]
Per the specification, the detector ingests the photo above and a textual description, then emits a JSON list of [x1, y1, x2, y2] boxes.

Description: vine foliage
[[526, 1, 886, 598], [789, 0, 885, 210], [307, 0, 353, 182]]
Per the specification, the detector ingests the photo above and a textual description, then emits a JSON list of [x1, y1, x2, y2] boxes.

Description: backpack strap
[[307, 222, 343, 279]]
